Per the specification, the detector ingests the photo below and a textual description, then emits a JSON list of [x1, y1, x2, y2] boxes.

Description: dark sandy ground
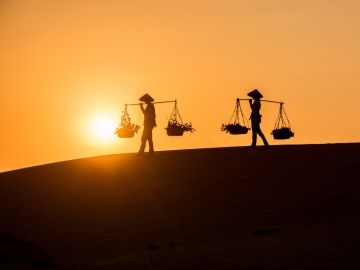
[[0, 143, 359, 269]]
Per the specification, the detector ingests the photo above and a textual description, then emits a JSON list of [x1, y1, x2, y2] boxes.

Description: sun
[[90, 114, 118, 141]]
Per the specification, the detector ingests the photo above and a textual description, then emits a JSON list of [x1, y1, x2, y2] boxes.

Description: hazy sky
[[1, 0, 359, 171]]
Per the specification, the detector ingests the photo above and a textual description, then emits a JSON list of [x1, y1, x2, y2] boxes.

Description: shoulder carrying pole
[[125, 100, 177, 106], [237, 98, 284, 104]]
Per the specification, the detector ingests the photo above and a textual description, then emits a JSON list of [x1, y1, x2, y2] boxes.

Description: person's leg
[[251, 130, 257, 146], [138, 127, 148, 153], [148, 128, 154, 154], [257, 127, 269, 146], [251, 119, 258, 146]]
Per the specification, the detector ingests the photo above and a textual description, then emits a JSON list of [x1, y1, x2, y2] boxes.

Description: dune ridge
[[0, 143, 359, 269]]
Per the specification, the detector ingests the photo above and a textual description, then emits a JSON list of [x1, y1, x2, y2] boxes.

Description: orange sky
[[1, 0, 360, 172]]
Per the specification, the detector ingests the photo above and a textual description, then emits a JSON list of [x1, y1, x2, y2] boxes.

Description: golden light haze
[[1, 0, 359, 171]]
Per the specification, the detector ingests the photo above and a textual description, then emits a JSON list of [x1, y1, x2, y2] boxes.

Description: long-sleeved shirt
[[250, 99, 262, 118], [142, 103, 157, 127]]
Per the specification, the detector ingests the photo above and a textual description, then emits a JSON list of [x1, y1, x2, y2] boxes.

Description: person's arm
[[140, 103, 145, 113], [249, 99, 253, 109]]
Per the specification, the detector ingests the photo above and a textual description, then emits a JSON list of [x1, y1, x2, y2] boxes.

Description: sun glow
[[90, 114, 118, 142]]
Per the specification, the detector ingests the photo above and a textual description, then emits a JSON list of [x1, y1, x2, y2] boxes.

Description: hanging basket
[[116, 106, 140, 138], [166, 102, 195, 136], [116, 125, 140, 138], [272, 103, 294, 140], [166, 120, 195, 136], [221, 99, 250, 135], [221, 123, 249, 135], [271, 127, 294, 139], [166, 124, 185, 136]]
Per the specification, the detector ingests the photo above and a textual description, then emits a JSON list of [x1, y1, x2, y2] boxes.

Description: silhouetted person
[[248, 89, 269, 147], [138, 93, 156, 154]]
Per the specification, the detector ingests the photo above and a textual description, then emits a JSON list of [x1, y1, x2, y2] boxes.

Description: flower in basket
[[167, 119, 195, 133], [115, 109, 140, 138], [271, 127, 294, 139], [116, 123, 140, 135], [221, 123, 249, 134]]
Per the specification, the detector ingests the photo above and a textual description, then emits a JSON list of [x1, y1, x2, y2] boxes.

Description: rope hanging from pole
[[169, 100, 184, 124], [221, 98, 250, 135], [166, 100, 195, 136], [271, 103, 294, 140], [115, 104, 140, 138]]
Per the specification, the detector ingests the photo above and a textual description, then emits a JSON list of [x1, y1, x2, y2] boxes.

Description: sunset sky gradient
[[1, 0, 359, 171]]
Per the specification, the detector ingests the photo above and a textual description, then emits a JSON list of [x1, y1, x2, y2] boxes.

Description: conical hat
[[247, 89, 263, 99], [139, 93, 154, 102]]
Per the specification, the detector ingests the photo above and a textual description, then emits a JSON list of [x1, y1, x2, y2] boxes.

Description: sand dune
[[0, 144, 360, 269]]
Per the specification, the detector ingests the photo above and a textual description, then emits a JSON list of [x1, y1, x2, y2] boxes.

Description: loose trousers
[[251, 118, 269, 146], [139, 126, 154, 153]]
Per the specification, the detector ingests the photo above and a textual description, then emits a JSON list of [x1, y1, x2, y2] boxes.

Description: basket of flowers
[[166, 119, 195, 136], [115, 106, 140, 138], [271, 127, 294, 139], [166, 101, 195, 136], [271, 103, 294, 140], [221, 98, 250, 135], [221, 123, 249, 134]]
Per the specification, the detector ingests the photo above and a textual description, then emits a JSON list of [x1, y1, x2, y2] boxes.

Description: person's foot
[[137, 151, 144, 155]]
